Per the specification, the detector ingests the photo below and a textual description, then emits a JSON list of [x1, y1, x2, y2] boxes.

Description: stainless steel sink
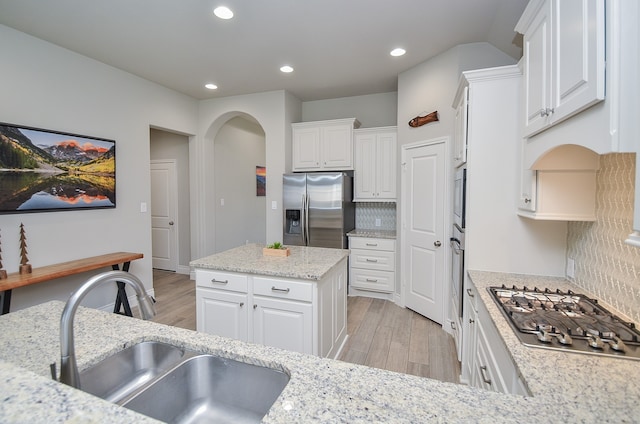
[[122, 354, 290, 424], [78, 341, 289, 423], [79, 341, 186, 403]]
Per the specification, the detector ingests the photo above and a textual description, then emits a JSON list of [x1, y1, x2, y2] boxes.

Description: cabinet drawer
[[349, 237, 395, 251], [253, 277, 313, 302], [195, 270, 248, 293], [350, 249, 395, 271], [349, 268, 394, 293]]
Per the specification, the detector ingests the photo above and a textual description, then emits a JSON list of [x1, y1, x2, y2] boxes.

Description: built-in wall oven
[[451, 167, 466, 318]]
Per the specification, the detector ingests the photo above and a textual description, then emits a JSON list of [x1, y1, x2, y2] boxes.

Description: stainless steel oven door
[[453, 167, 466, 229], [450, 224, 465, 318]]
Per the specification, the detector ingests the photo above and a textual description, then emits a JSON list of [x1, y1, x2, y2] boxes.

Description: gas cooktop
[[489, 285, 640, 361]]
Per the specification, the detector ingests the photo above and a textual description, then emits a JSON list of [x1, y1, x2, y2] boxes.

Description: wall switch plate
[[140, 202, 147, 213], [272, 200, 277, 210], [567, 257, 575, 279], [375, 218, 381, 227], [220, 198, 225, 206]]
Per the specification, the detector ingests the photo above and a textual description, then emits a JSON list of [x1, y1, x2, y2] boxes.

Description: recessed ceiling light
[[213, 6, 234, 19], [280, 65, 294, 73], [390, 48, 406, 57], [205, 83, 218, 90]]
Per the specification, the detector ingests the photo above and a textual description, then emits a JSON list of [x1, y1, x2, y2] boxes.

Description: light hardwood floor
[[150, 270, 460, 384]]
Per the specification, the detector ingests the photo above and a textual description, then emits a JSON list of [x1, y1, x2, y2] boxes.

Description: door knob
[[434, 241, 442, 247], [169, 221, 174, 225]]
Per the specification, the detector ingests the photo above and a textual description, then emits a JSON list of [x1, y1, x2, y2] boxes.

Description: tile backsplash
[[567, 153, 639, 323], [355, 202, 396, 231]]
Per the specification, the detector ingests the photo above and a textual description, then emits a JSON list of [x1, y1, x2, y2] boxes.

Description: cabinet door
[[453, 86, 468, 167], [375, 132, 397, 200], [460, 289, 477, 386], [519, 168, 537, 212], [322, 124, 353, 170], [522, 0, 552, 136], [552, 0, 605, 125], [196, 288, 248, 341], [253, 296, 313, 355], [353, 132, 377, 200], [292, 126, 321, 171]]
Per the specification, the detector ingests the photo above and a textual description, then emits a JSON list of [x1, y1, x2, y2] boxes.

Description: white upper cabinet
[[292, 118, 360, 172], [353, 127, 397, 201], [519, 0, 639, 167], [452, 86, 469, 167], [516, 0, 605, 138]]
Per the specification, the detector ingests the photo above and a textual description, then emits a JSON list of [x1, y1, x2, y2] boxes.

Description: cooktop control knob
[[588, 334, 605, 349], [609, 337, 627, 353]]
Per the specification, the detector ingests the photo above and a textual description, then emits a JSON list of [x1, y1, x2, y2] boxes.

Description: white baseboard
[[176, 265, 191, 275]]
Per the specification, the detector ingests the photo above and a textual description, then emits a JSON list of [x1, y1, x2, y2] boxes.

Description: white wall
[[0, 25, 198, 311], [194, 91, 301, 258], [214, 117, 266, 252], [397, 43, 517, 150], [302, 92, 397, 127], [150, 129, 192, 272]]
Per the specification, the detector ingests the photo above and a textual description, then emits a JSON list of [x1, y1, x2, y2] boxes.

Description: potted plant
[[263, 242, 290, 257]]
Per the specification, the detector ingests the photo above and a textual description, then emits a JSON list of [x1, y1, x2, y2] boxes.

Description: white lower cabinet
[[348, 237, 395, 295], [197, 288, 248, 342], [461, 278, 530, 396], [195, 259, 347, 359], [253, 296, 313, 354]]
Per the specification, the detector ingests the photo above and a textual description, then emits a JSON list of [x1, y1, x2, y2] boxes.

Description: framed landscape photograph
[[0, 122, 116, 213]]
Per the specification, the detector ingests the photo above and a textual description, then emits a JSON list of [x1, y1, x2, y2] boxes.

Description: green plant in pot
[[267, 242, 284, 249]]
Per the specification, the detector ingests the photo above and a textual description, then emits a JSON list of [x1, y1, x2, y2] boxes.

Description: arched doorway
[[213, 115, 266, 252]]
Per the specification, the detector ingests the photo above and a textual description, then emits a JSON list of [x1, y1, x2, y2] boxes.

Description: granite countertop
[[189, 243, 349, 281], [468, 270, 640, 421], [347, 229, 396, 239], [2, 272, 638, 422], [0, 301, 543, 424]]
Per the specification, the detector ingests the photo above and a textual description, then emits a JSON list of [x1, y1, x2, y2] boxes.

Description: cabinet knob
[[253, 304, 258, 309], [239, 302, 244, 307], [469, 318, 475, 324], [524, 198, 531, 204], [451, 322, 456, 330], [434, 241, 442, 247]]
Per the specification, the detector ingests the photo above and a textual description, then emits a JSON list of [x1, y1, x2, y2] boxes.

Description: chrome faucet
[[58, 270, 156, 388]]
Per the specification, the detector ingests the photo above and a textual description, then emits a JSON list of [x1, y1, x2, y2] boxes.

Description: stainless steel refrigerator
[[283, 172, 355, 249]]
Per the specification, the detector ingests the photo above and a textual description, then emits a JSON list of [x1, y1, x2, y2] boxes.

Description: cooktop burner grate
[[488, 285, 640, 361]]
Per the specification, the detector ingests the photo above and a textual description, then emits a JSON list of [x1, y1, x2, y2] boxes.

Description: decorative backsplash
[[355, 202, 396, 231], [567, 153, 639, 323]]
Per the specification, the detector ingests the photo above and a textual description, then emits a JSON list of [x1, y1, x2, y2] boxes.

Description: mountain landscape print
[[0, 123, 115, 213]]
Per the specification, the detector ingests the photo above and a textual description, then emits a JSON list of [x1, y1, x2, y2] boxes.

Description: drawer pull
[[451, 322, 456, 330], [211, 278, 229, 285], [365, 259, 379, 263], [365, 243, 378, 247], [480, 365, 492, 385], [466, 288, 474, 297], [239, 302, 244, 307], [366, 278, 378, 283], [271, 286, 291, 293]]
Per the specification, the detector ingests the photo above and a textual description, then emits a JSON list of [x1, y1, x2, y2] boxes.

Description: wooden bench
[[0, 252, 144, 316]]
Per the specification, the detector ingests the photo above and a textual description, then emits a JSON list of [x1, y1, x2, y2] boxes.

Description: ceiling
[[0, 0, 528, 101]]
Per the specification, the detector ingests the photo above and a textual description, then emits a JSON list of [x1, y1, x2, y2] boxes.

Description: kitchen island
[[1, 271, 638, 422], [190, 244, 349, 358]]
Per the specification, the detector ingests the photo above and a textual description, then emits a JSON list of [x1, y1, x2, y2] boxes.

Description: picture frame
[[256, 165, 265, 196], [0, 122, 116, 213]]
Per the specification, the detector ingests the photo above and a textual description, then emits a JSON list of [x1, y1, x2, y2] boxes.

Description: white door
[[401, 140, 446, 324], [151, 160, 178, 271]]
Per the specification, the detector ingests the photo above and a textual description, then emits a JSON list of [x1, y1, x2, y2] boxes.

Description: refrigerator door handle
[[305, 193, 310, 246], [301, 193, 307, 245]]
